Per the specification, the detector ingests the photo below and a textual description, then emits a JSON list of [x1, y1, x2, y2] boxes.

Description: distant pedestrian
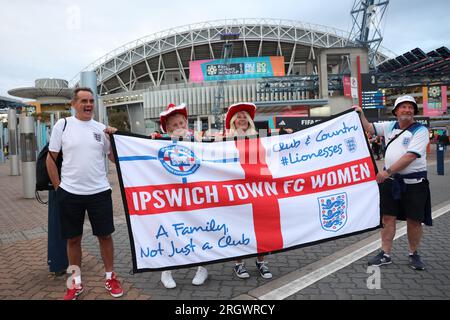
[[151, 130, 162, 139], [438, 132, 449, 151], [278, 125, 293, 135], [371, 136, 382, 160]]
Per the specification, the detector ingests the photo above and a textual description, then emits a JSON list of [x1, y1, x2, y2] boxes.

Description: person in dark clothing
[[438, 132, 449, 151], [371, 136, 382, 160], [278, 125, 293, 135]]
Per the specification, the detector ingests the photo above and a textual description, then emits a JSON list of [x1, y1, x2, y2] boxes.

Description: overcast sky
[[1, 0, 449, 98]]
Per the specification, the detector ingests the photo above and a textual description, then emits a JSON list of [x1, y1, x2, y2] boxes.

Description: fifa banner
[[189, 56, 285, 83], [112, 110, 380, 272]]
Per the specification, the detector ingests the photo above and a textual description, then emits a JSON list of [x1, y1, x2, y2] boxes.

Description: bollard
[[437, 143, 445, 175], [0, 131, 4, 163], [8, 108, 20, 175], [19, 114, 36, 198]]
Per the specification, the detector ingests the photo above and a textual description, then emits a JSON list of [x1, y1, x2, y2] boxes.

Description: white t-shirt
[[48, 116, 111, 195], [373, 121, 428, 176]]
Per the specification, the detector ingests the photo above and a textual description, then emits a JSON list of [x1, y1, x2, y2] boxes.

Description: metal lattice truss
[[348, 0, 391, 68], [71, 18, 392, 95]]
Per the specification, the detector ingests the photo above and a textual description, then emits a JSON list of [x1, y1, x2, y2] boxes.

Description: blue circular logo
[[158, 145, 200, 176]]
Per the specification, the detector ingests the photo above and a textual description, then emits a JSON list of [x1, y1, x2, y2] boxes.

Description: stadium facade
[[72, 18, 392, 134]]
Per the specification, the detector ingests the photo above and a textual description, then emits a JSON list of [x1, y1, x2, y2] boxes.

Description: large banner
[[189, 56, 285, 83], [112, 110, 380, 272], [423, 85, 448, 116]]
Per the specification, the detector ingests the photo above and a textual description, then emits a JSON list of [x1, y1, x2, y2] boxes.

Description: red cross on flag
[[112, 110, 380, 272]]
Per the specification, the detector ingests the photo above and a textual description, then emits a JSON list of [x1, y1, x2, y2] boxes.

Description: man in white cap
[[355, 95, 431, 271], [156, 103, 208, 288]]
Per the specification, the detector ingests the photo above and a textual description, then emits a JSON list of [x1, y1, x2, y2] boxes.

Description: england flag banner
[[112, 110, 380, 272]]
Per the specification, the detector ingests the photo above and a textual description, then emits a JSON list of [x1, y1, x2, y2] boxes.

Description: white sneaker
[[192, 266, 208, 286], [161, 271, 176, 289]]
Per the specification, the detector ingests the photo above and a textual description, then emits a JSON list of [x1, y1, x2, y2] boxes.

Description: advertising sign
[[189, 56, 285, 83], [423, 86, 448, 116]]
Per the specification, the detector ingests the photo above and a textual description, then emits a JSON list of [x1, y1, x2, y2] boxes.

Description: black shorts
[[57, 187, 114, 239], [379, 178, 430, 222]]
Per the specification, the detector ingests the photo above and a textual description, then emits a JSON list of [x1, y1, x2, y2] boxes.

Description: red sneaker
[[63, 282, 84, 300], [105, 272, 124, 298]]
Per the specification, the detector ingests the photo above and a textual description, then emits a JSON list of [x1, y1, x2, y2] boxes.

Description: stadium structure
[[71, 18, 394, 134]]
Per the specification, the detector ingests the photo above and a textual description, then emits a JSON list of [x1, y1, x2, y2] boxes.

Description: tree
[[107, 110, 130, 131], [31, 112, 51, 123]]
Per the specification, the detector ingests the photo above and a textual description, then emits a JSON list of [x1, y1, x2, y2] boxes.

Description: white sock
[[105, 271, 113, 280], [74, 275, 82, 285]]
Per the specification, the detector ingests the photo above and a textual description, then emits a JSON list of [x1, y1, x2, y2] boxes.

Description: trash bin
[[437, 143, 445, 175], [47, 190, 68, 274]]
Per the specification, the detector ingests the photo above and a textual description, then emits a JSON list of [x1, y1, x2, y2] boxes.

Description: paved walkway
[[0, 144, 449, 300]]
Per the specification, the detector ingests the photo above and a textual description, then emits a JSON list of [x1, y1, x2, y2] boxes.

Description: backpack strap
[[48, 117, 67, 164], [384, 122, 417, 152]]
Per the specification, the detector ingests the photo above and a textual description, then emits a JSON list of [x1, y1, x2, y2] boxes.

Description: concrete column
[[36, 119, 42, 152], [349, 51, 369, 78], [319, 52, 328, 99], [349, 49, 369, 106], [50, 113, 55, 132], [196, 116, 202, 132], [306, 60, 315, 74], [8, 108, 20, 175], [80, 71, 99, 121], [128, 103, 146, 134], [0, 128, 4, 163], [98, 97, 110, 174], [98, 97, 107, 125], [19, 114, 36, 198]]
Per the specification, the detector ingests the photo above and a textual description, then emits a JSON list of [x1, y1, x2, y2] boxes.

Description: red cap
[[159, 103, 188, 133], [225, 102, 256, 130]]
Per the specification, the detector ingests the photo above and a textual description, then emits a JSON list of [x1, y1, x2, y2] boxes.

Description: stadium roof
[[70, 18, 394, 95], [375, 46, 450, 87], [0, 95, 27, 109]]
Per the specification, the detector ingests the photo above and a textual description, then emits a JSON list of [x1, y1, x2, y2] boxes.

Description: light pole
[[211, 32, 240, 131]]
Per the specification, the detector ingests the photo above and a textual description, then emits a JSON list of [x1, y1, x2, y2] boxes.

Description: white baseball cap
[[392, 95, 418, 115]]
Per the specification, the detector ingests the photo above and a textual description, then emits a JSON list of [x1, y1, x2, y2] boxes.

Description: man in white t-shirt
[[47, 87, 124, 300], [354, 95, 431, 271]]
